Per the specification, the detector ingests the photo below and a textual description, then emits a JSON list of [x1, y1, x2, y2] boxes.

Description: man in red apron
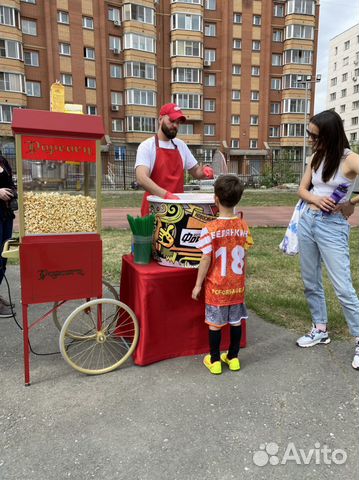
[[135, 103, 214, 216]]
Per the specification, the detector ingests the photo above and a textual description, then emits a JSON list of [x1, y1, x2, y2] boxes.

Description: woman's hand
[[314, 196, 336, 212], [334, 201, 355, 219], [0, 188, 14, 201]]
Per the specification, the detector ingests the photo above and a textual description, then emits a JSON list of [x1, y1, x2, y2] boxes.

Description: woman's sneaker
[[352, 340, 359, 370], [203, 354, 222, 375], [296, 325, 331, 348], [0, 302, 13, 318]]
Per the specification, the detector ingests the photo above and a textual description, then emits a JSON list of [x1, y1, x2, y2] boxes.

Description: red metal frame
[[12, 109, 105, 385]]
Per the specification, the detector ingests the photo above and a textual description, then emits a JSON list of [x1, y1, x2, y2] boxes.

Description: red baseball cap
[[159, 103, 186, 122]]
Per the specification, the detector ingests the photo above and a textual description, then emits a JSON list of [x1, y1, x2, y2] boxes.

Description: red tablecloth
[[120, 255, 246, 366]]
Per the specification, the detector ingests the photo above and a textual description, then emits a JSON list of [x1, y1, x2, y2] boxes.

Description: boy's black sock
[[228, 324, 242, 360], [209, 329, 221, 363]]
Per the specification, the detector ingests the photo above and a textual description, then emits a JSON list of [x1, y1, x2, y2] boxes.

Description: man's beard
[[161, 123, 178, 140]]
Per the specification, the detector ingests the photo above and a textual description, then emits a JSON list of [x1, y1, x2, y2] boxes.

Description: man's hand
[[202, 166, 214, 179], [192, 285, 201, 300], [164, 191, 180, 200]]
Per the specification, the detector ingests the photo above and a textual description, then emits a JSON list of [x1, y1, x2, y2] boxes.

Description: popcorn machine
[[9, 109, 138, 385]]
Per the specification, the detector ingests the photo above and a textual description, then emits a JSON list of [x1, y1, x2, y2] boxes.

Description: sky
[[314, 0, 359, 113]]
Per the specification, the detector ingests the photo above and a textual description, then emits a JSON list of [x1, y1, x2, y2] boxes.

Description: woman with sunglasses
[[296, 110, 359, 370]]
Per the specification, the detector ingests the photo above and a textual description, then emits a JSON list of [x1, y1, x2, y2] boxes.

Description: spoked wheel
[[59, 298, 139, 375], [53, 279, 118, 339]]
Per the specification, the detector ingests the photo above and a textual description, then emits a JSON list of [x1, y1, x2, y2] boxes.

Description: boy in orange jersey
[[192, 175, 253, 374]]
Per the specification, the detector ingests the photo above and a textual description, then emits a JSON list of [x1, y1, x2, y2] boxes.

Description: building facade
[[0, 0, 319, 167], [327, 24, 359, 146]]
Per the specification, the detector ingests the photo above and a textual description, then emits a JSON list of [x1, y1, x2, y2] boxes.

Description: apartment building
[[0, 0, 319, 167], [327, 24, 359, 145]]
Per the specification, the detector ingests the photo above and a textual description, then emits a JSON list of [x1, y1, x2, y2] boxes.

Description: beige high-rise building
[[0, 0, 319, 166]]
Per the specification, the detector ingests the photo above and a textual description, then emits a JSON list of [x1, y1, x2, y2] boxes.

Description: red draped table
[[120, 254, 246, 366]]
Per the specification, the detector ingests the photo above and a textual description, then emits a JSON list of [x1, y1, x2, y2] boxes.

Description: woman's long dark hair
[[310, 110, 350, 182]]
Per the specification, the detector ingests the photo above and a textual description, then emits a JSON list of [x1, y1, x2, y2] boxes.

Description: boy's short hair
[[214, 175, 244, 208]]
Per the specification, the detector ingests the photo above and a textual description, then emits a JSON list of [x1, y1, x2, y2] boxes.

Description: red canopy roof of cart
[[11, 109, 105, 139]]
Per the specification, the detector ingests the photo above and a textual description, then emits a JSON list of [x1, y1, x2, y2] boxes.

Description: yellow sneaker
[[221, 352, 241, 371], [203, 354, 222, 375]]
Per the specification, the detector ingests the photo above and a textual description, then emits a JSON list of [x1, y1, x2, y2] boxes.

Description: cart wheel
[[53, 279, 118, 336], [59, 298, 139, 375]]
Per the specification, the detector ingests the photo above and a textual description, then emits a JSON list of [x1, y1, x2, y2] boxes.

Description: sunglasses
[[306, 129, 319, 140]]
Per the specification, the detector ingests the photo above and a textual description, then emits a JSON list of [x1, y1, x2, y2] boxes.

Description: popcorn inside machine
[[9, 109, 138, 385]]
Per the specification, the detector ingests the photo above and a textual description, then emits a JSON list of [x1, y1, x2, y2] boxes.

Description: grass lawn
[[101, 190, 299, 208], [101, 227, 359, 339]]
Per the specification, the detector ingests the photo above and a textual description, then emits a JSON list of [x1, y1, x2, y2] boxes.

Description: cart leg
[[22, 304, 30, 386]]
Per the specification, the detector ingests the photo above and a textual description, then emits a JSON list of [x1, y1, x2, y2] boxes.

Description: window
[[204, 74, 216, 86], [330, 77, 337, 86], [344, 40, 350, 50], [271, 102, 280, 114], [172, 68, 201, 83], [352, 101, 359, 109], [59, 43, 71, 56], [0, 40, 23, 60], [22, 19, 37, 35], [354, 85, 359, 94], [333, 62, 337, 71], [281, 123, 305, 137], [61, 73, 72, 86], [126, 116, 156, 133], [232, 90, 240, 100], [0, 72, 25, 92], [249, 139, 258, 149], [204, 49, 216, 62], [110, 64, 122, 78], [252, 40, 261, 51], [171, 40, 202, 57], [82, 17, 94, 29], [231, 139, 239, 148], [204, 99, 215, 111], [57, 11, 69, 24], [334, 46, 338, 55], [341, 89, 347, 98], [126, 89, 156, 106], [251, 66, 260, 76], [109, 36, 121, 52], [0, 6, 21, 27], [342, 73, 348, 82], [85, 77, 96, 89], [111, 91, 123, 106], [108, 7, 120, 22], [204, 124, 215, 136], [269, 127, 280, 137], [205, 23, 216, 36], [272, 54, 282, 66], [172, 93, 202, 109], [22, 0, 36, 3], [124, 33, 156, 53], [178, 124, 194, 135], [271, 78, 281, 90], [343, 56, 349, 66], [84, 47, 95, 60], [284, 49, 313, 65], [351, 117, 358, 125], [272, 29, 283, 42], [282, 74, 312, 89], [125, 62, 156, 80], [87, 105, 97, 115], [122, 4, 155, 25], [24, 50, 39, 66], [251, 91, 259, 101], [231, 115, 240, 125], [173, 0, 203, 3], [26, 80, 41, 97], [250, 115, 259, 125], [0, 104, 17, 123], [112, 119, 124, 132], [330, 93, 336, 101], [232, 64, 241, 75], [286, 24, 314, 40], [282, 99, 309, 114], [286, 0, 315, 15], [172, 13, 202, 31], [233, 13, 242, 24], [273, 3, 284, 17], [233, 39, 242, 50], [205, 0, 216, 10], [340, 105, 345, 113], [253, 15, 261, 26]]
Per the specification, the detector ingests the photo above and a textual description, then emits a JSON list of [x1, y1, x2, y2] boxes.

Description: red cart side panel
[[20, 234, 102, 304]]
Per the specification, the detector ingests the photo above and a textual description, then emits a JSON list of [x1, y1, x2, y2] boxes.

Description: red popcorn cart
[[8, 109, 138, 385]]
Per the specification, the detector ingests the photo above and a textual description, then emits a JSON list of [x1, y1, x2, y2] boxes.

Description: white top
[[134, 136, 198, 175], [147, 193, 215, 204], [312, 149, 357, 203]]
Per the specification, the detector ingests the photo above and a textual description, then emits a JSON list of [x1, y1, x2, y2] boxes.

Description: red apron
[[141, 135, 184, 216]]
